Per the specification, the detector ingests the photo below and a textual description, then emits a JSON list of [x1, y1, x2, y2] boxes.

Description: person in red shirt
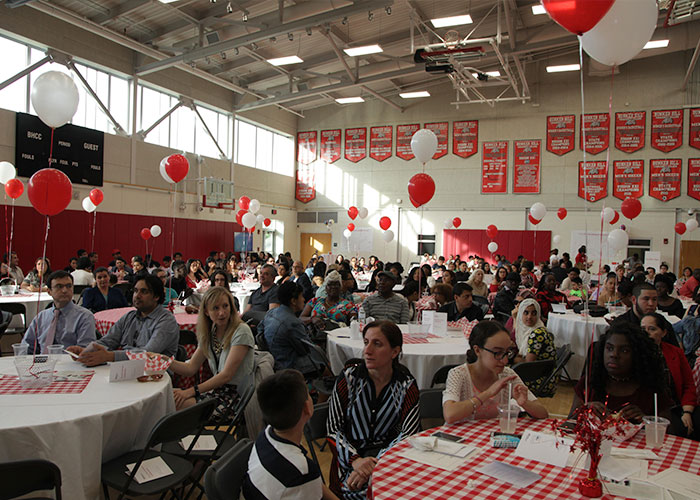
[[679, 268, 700, 299]]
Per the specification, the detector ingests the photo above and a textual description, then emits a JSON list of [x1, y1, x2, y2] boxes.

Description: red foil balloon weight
[[407, 173, 435, 207], [621, 198, 642, 220], [5, 179, 23, 199], [140, 228, 152, 240], [379, 217, 392, 231], [27, 168, 72, 216], [542, 0, 615, 35]]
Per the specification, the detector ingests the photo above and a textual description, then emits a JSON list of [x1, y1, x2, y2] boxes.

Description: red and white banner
[[613, 160, 644, 200], [396, 124, 419, 161], [689, 158, 700, 201], [651, 109, 683, 153], [295, 163, 315, 203], [578, 161, 608, 201], [453, 120, 478, 158], [482, 141, 508, 193], [546, 115, 575, 155], [513, 140, 541, 194], [344, 128, 366, 163], [614, 111, 645, 153], [580, 113, 610, 154], [319, 129, 341, 163], [690, 109, 700, 150], [296, 131, 317, 165], [649, 159, 681, 201], [425, 122, 448, 159], [369, 126, 392, 162]]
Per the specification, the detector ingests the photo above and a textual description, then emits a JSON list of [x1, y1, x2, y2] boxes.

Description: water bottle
[[358, 307, 366, 330]]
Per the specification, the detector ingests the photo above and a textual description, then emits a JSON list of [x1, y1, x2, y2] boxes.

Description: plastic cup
[[498, 404, 519, 433], [48, 344, 64, 359], [643, 416, 670, 448], [12, 343, 27, 357], [128, 347, 145, 355]]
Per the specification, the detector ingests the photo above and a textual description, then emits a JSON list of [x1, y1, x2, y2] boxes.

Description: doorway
[[300, 233, 332, 266], [679, 241, 700, 276]]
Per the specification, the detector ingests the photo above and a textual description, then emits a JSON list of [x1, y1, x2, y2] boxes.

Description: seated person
[[679, 269, 700, 299], [612, 283, 658, 326], [129, 257, 148, 284], [398, 281, 420, 322], [82, 267, 128, 313], [595, 274, 621, 306], [291, 260, 314, 301], [492, 272, 520, 323], [535, 273, 569, 321], [442, 320, 548, 424], [361, 272, 410, 323], [415, 283, 453, 312], [70, 275, 179, 365], [169, 261, 187, 296], [655, 274, 685, 319], [441, 269, 455, 286], [111, 257, 132, 282], [242, 264, 280, 325], [519, 260, 538, 288], [168, 287, 254, 422], [438, 283, 484, 322], [569, 321, 673, 424], [244, 369, 339, 500], [514, 299, 557, 394], [466, 269, 488, 298], [454, 261, 470, 282], [560, 267, 580, 292], [153, 267, 179, 307], [489, 266, 508, 293], [4, 250, 23, 285], [327, 321, 420, 499], [21, 257, 50, 292], [71, 256, 96, 286], [185, 258, 206, 288], [21, 270, 96, 354], [301, 271, 357, 328], [567, 276, 587, 299]]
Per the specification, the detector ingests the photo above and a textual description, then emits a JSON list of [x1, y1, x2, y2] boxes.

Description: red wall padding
[[442, 229, 552, 264], [0, 204, 244, 272]]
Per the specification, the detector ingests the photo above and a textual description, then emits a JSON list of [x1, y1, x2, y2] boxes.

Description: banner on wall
[[481, 141, 508, 193], [425, 122, 448, 159], [613, 160, 644, 200], [546, 115, 575, 155], [649, 158, 681, 201], [295, 162, 316, 203], [651, 109, 683, 152], [453, 120, 478, 158], [513, 140, 541, 194], [319, 129, 341, 163], [614, 111, 645, 153], [580, 113, 610, 154], [690, 109, 700, 150], [369, 125, 393, 162], [689, 158, 700, 201], [296, 131, 317, 165], [396, 124, 419, 161], [578, 161, 608, 201], [344, 128, 366, 163]]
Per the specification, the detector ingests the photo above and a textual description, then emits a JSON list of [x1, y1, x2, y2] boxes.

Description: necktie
[[42, 308, 60, 354]]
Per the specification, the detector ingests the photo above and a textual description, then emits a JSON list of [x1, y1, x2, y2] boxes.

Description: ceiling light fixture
[[472, 70, 501, 78], [221, 52, 226, 59], [644, 39, 669, 49], [430, 15, 473, 28], [335, 97, 365, 104], [242, 13, 248, 22], [288, 32, 294, 41], [343, 44, 383, 56], [342, 16, 348, 25], [234, 48, 239, 55], [226, 1, 232, 14], [385, 6, 391, 15], [546, 63, 581, 73], [306, 27, 312, 36], [158, 0, 179, 3], [250, 42, 258, 50], [267, 55, 304, 66], [399, 91, 430, 98], [368, 11, 374, 21], [531, 5, 546, 15]]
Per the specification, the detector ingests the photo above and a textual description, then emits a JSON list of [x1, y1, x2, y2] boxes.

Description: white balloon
[[581, 0, 657, 67], [487, 242, 498, 253], [159, 157, 174, 183], [410, 128, 438, 164], [553, 235, 561, 244], [686, 218, 699, 232], [82, 197, 96, 213], [150, 225, 162, 237], [242, 212, 257, 228], [30, 71, 79, 128], [248, 199, 260, 214], [530, 202, 547, 221], [343, 229, 352, 239], [608, 228, 629, 251], [256, 214, 265, 224], [358, 207, 369, 219], [601, 207, 615, 224], [443, 218, 453, 229], [0, 162, 16, 184], [382, 230, 394, 243]]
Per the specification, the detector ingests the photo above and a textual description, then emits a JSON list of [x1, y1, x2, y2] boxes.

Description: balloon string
[[91, 211, 97, 255], [167, 183, 175, 298], [4, 193, 8, 266], [32, 216, 50, 358], [48, 128, 54, 167], [8, 199, 15, 275]]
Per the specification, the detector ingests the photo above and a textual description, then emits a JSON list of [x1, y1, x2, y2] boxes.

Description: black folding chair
[[72, 284, 89, 304], [113, 283, 133, 305], [536, 344, 574, 396], [419, 388, 445, 422], [431, 364, 458, 388], [0, 459, 62, 500], [303, 402, 329, 483], [0, 303, 27, 340], [512, 359, 556, 396], [0, 310, 14, 356], [203, 439, 254, 500]]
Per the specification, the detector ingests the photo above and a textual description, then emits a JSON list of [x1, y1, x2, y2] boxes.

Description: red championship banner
[[369, 126, 392, 162], [481, 141, 508, 193], [319, 129, 341, 163], [296, 131, 317, 165], [613, 160, 644, 200], [513, 140, 541, 194], [580, 113, 610, 154], [578, 161, 608, 201], [453, 120, 478, 158], [614, 111, 645, 153], [546, 115, 575, 155], [396, 124, 419, 161], [689, 158, 700, 201], [649, 159, 681, 201], [344, 128, 366, 163], [295, 163, 315, 203], [651, 109, 683, 153], [690, 109, 700, 150], [425, 122, 448, 159]]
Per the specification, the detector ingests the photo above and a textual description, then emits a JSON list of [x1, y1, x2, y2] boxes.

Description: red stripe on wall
[[442, 229, 551, 264]]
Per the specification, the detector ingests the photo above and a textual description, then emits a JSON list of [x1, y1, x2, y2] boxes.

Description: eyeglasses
[[51, 283, 73, 291], [481, 346, 517, 361]]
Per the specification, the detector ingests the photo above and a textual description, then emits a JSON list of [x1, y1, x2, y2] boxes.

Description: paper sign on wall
[[295, 162, 316, 203], [690, 109, 700, 150], [614, 111, 645, 153], [644, 251, 661, 271], [649, 159, 681, 202], [396, 124, 419, 161], [513, 140, 541, 194], [546, 115, 575, 155]]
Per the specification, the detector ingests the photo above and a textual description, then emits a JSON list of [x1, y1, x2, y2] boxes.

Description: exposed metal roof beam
[[92, 0, 150, 25]]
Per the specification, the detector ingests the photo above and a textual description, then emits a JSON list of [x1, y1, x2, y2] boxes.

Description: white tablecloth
[[0, 356, 175, 500], [0, 292, 53, 326], [327, 326, 469, 389], [230, 283, 258, 312]]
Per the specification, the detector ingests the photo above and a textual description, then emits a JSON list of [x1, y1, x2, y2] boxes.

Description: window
[[0, 36, 29, 114], [234, 118, 294, 176], [417, 234, 436, 256], [263, 219, 284, 255]]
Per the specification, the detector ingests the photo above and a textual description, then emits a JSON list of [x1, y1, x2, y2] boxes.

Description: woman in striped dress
[[327, 320, 420, 500]]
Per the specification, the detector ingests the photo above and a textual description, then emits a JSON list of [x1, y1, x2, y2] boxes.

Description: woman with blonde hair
[[467, 268, 488, 298]]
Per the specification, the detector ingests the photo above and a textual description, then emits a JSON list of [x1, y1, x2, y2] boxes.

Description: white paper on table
[[180, 434, 218, 451], [603, 479, 668, 500], [551, 303, 567, 314], [427, 337, 466, 344], [597, 456, 647, 482], [649, 468, 700, 500], [612, 447, 659, 460], [125, 456, 174, 484], [397, 447, 478, 471], [473, 461, 541, 488], [514, 430, 573, 467], [109, 359, 146, 382], [432, 439, 478, 458], [421, 311, 447, 336]]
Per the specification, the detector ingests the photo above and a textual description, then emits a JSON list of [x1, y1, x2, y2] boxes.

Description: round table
[[0, 355, 175, 500], [371, 417, 700, 500], [230, 282, 259, 312], [0, 291, 53, 327], [95, 307, 198, 336], [327, 326, 468, 389]]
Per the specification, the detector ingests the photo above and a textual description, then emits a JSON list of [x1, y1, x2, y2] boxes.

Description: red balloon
[[263, 218, 271, 227], [89, 188, 104, 206], [347, 223, 355, 232], [609, 210, 620, 225], [407, 173, 435, 206], [409, 197, 421, 208], [379, 216, 391, 231], [164, 154, 189, 183], [542, 0, 615, 36], [140, 228, 151, 240], [348, 206, 359, 220], [452, 217, 462, 229], [27, 168, 72, 216], [486, 224, 498, 239], [236, 209, 247, 226], [238, 196, 250, 210], [557, 208, 567, 220], [528, 214, 542, 225], [675, 222, 687, 235], [621, 198, 642, 220], [5, 179, 23, 199]]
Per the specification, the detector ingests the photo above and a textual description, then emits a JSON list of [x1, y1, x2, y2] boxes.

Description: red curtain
[[442, 229, 551, 264]]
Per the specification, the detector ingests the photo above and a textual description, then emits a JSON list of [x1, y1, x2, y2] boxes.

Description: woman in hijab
[[514, 298, 557, 394]]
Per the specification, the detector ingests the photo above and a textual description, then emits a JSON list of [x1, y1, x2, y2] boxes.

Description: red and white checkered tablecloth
[[94, 307, 198, 336], [0, 371, 94, 395], [371, 418, 700, 500], [402, 334, 441, 345]]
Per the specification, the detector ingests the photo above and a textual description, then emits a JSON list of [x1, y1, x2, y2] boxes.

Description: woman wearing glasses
[[442, 320, 548, 424]]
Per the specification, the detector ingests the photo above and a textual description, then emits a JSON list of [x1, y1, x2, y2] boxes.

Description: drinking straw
[[507, 382, 512, 431], [654, 393, 659, 444]]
